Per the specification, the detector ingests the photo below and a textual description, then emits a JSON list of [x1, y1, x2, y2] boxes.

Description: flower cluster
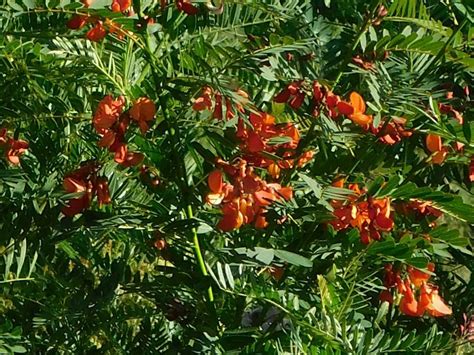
[[425, 133, 451, 165], [237, 111, 313, 176], [0, 128, 28, 165], [66, 1, 131, 42], [174, 0, 224, 15], [176, 0, 199, 15], [329, 181, 394, 244], [206, 159, 293, 231], [62, 161, 111, 217], [369, 116, 412, 145], [193, 87, 314, 178], [276, 80, 413, 145], [396, 199, 443, 222], [67, 16, 128, 42], [192, 86, 248, 120], [92, 96, 155, 168], [380, 263, 452, 317]]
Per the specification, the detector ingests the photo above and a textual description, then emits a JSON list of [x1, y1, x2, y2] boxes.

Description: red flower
[[274, 81, 305, 110], [62, 176, 92, 217], [176, 0, 199, 15], [81, 0, 93, 7], [93, 95, 125, 133], [408, 263, 434, 288], [111, 0, 132, 12], [337, 92, 373, 127], [419, 284, 452, 317], [96, 177, 111, 207], [6, 138, 29, 165], [207, 159, 293, 231], [192, 87, 213, 111], [426, 134, 448, 165], [67, 15, 89, 30], [129, 97, 156, 134], [86, 21, 108, 42], [469, 157, 474, 182]]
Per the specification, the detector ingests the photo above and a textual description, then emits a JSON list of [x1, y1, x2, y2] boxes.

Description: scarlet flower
[[274, 81, 305, 110], [192, 87, 213, 111], [5, 138, 29, 165], [337, 92, 373, 127], [120, 152, 145, 168], [62, 163, 113, 216], [297, 150, 315, 167], [207, 159, 293, 231], [370, 117, 412, 145], [426, 133, 448, 165], [81, 0, 93, 7], [86, 21, 108, 42], [400, 282, 422, 317], [418, 284, 452, 317], [67, 15, 89, 30], [62, 176, 92, 217], [379, 290, 393, 304], [97, 130, 116, 149], [176, 0, 199, 15], [93, 95, 125, 133], [129, 97, 156, 134], [408, 263, 434, 287], [352, 55, 374, 70], [111, 0, 131, 12], [95, 177, 111, 207]]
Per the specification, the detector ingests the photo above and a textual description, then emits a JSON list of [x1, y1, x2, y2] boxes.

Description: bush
[[0, 0, 473, 353]]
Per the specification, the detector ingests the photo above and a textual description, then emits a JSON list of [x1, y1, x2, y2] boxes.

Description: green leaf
[[274, 250, 313, 267]]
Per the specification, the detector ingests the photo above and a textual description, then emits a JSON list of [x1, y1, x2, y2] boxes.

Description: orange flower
[[96, 177, 111, 207], [419, 284, 452, 317], [129, 97, 156, 134], [426, 134, 448, 164], [93, 95, 125, 133], [86, 21, 108, 42], [408, 263, 434, 287], [6, 138, 28, 165], [192, 87, 213, 111], [399, 281, 423, 317], [337, 92, 373, 127], [297, 150, 314, 167], [111, 0, 131, 12], [274, 81, 305, 110], [62, 177, 92, 217], [67, 15, 89, 30], [267, 162, 281, 179], [207, 159, 292, 231], [81, 0, 93, 7], [371, 117, 412, 145], [218, 202, 244, 231], [426, 134, 442, 153], [176, 0, 199, 15]]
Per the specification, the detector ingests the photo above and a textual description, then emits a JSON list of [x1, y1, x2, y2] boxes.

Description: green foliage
[[0, 0, 473, 353]]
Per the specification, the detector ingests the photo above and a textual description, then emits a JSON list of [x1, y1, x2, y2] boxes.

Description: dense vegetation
[[0, 0, 473, 353]]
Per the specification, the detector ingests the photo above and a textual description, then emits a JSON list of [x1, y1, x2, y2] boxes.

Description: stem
[[187, 205, 214, 303]]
